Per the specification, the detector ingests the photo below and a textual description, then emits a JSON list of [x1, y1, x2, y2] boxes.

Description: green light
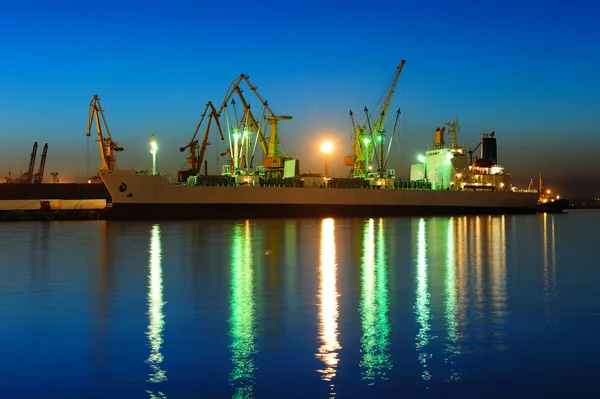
[[363, 137, 371, 144], [377, 135, 383, 142], [229, 221, 256, 397], [359, 219, 391, 383], [417, 155, 425, 163], [415, 218, 432, 381]]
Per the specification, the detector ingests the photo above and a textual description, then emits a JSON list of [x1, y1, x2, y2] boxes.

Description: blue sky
[[0, 0, 598, 196]]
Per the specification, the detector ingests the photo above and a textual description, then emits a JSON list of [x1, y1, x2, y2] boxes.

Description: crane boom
[[26, 141, 38, 183], [218, 74, 291, 164], [34, 142, 48, 183], [87, 94, 123, 170], [372, 60, 406, 137], [179, 101, 225, 178], [350, 60, 406, 178]]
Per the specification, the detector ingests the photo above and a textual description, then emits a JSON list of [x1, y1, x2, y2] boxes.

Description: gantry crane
[[218, 74, 292, 177], [87, 94, 123, 170], [350, 60, 406, 179], [178, 101, 225, 182], [33, 142, 48, 183]]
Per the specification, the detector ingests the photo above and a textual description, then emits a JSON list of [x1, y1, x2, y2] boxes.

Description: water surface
[[1, 211, 599, 398]]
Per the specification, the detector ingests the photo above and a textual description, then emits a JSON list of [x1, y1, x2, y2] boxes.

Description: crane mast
[[87, 94, 123, 170], [350, 60, 406, 179]]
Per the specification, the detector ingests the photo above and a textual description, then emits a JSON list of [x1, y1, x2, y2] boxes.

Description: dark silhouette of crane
[[33, 142, 48, 183]]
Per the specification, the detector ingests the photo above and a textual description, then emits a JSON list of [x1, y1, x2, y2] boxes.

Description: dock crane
[[350, 60, 406, 179], [218, 74, 292, 177], [23, 141, 38, 183], [33, 142, 48, 183], [87, 94, 123, 170], [178, 101, 225, 182]]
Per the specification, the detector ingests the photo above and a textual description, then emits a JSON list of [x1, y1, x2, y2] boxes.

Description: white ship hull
[[99, 169, 540, 220]]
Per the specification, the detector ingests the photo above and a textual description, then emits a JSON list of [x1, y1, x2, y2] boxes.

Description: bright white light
[[321, 141, 334, 154]]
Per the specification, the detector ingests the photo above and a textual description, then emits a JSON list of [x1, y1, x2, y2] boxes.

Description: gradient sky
[[0, 0, 598, 196]]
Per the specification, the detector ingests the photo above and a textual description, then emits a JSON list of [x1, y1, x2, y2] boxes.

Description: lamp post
[[320, 141, 334, 178], [150, 133, 158, 176]]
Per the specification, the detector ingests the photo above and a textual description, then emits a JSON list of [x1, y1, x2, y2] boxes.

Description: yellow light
[[321, 141, 334, 154], [456, 173, 462, 178], [556, 195, 560, 200], [546, 189, 551, 194], [500, 182, 505, 188]]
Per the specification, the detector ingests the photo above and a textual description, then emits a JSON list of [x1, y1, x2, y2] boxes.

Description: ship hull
[[99, 170, 541, 220], [101, 202, 539, 220], [537, 198, 570, 213]]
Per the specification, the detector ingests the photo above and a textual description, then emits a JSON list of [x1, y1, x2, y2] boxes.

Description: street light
[[320, 141, 334, 178], [150, 133, 158, 175]]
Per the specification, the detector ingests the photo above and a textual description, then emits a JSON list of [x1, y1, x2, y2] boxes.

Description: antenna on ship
[[444, 114, 459, 149]]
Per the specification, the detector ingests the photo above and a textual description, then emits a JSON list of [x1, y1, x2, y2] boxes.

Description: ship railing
[[515, 188, 539, 193]]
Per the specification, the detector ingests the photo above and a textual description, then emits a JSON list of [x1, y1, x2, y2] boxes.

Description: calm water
[[1, 211, 600, 398]]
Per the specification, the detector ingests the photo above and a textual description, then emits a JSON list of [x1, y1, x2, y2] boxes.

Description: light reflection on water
[[229, 220, 257, 398], [359, 218, 392, 383], [315, 218, 341, 397], [444, 218, 460, 381], [146, 224, 167, 399], [1, 212, 597, 397], [414, 218, 432, 381], [542, 213, 557, 323]]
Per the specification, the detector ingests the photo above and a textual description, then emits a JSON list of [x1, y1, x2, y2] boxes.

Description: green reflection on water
[[315, 218, 341, 396], [444, 218, 461, 381], [359, 218, 392, 383], [229, 221, 257, 398], [414, 218, 432, 381], [146, 224, 167, 399]]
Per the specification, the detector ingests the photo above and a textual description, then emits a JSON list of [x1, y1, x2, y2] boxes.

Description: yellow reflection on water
[[229, 221, 257, 398], [414, 218, 432, 381], [315, 218, 341, 395], [542, 213, 557, 321], [146, 224, 167, 399], [490, 216, 508, 342], [359, 218, 392, 383]]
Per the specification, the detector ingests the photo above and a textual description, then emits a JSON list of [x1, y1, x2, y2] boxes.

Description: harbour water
[[1, 211, 599, 398]]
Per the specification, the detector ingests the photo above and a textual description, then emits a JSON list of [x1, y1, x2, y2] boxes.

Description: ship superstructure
[[410, 117, 511, 193]]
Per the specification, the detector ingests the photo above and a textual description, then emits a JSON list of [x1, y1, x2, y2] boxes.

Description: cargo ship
[[98, 124, 545, 221], [93, 62, 563, 220]]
